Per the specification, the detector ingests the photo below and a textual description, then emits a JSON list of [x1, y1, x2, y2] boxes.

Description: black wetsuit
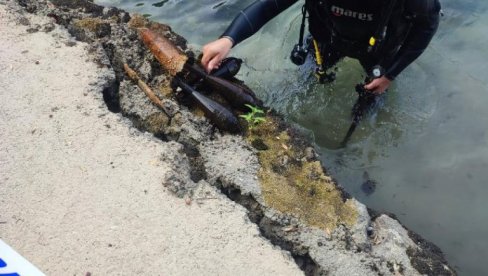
[[221, 0, 441, 80]]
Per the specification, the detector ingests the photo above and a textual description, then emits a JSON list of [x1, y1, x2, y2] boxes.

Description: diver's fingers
[[201, 45, 217, 71], [364, 80, 377, 90], [364, 77, 390, 94], [207, 55, 223, 72], [201, 38, 233, 72], [201, 52, 214, 70], [364, 83, 373, 90], [369, 84, 385, 94]]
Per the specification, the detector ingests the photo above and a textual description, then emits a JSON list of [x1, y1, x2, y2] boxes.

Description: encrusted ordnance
[[139, 27, 188, 77], [139, 27, 240, 132], [139, 28, 261, 110]]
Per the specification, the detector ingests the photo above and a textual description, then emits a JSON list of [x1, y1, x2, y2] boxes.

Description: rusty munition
[[210, 57, 242, 79], [138, 28, 240, 133], [185, 63, 261, 110], [173, 77, 241, 133], [139, 28, 261, 110], [139, 27, 188, 76]]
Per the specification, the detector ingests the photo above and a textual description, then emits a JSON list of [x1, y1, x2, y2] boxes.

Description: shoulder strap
[[296, 1, 308, 49], [368, 0, 399, 53]]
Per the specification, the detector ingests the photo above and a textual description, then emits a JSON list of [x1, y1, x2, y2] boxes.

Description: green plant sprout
[[240, 104, 266, 129]]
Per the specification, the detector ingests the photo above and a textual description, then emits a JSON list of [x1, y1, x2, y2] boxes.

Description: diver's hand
[[201, 37, 233, 72], [364, 76, 391, 94]]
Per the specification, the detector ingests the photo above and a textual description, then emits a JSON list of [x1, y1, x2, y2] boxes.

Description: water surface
[[96, 1, 488, 274]]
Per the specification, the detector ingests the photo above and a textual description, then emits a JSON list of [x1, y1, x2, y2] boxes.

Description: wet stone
[[161, 99, 179, 117], [95, 22, 111, 38], [279, 155, 289, 166], [142, 112, 170, 136], [50, 0, 104, 16], [361, 180, 376, 195], [102, 7, 121, 18], [72, 18, 112, 41], [304, 147, 317, 161], [361, 171, 377, 195], [251, 138, 269, 151], [120, 12, 131, 23]]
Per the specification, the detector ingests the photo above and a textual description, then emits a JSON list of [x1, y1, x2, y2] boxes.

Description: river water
[[96, 1, 488, 274]]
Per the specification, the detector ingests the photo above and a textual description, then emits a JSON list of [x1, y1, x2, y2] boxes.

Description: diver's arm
[[384, 0, 441, 80], [202, 0, 297, 71], [221, 0, 298, 46]]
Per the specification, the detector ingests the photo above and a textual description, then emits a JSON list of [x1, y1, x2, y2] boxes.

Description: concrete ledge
[[0, 0, 456, 275]]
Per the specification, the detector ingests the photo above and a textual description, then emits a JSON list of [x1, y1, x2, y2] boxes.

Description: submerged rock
[[361, 171, 377, 195]]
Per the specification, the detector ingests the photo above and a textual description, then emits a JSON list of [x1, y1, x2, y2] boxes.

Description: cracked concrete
[[0, 2, 301, 275]]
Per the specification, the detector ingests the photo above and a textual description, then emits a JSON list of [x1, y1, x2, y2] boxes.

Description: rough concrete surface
[[0, 3, 302, 275], [0, 0, 457, 275]]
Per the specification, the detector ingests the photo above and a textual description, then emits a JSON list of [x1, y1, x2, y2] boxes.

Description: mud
[[13, 0, 456, 275]]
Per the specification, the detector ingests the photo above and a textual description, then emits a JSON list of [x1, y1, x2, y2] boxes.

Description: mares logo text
[[331, 5, 374, 21]]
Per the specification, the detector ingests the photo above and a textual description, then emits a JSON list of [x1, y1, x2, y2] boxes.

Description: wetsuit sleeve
[[221, 0, 298, 46], [384, 0, 441, 80]]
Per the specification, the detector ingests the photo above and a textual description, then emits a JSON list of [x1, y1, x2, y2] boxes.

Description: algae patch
[[143, 112, 170, 134], [74, 17, 104, 31], [73, 17, 111, 38], [250, 117, 357, 232]]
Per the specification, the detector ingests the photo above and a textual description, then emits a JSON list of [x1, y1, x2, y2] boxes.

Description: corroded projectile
[[185, 63, 262, 110], [210, 57, 242, 79], [174, 77, 241, 133], [139, 28, 260, 110], [139, 28, 188, 76], [139, 28, 240, 133]]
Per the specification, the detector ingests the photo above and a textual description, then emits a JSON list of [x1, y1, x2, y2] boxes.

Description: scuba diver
[[201, 0, 441, 95]]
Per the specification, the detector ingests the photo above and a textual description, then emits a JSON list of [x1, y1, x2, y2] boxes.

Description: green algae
[[125, 16, 358, 232], [247, 116, 358, 232], [74, 17, 105, 32], [142, 112, 170, 134]]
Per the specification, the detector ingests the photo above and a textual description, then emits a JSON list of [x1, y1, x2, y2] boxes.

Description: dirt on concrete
[[0, 0, 457, 275]]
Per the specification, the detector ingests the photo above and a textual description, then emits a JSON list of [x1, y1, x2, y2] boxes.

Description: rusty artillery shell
[[139, 28, 188, 76]]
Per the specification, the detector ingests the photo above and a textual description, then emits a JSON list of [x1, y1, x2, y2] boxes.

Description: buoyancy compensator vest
[[303, 0, 411, 60]]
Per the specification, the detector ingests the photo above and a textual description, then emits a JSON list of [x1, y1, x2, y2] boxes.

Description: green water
[[96, 1, 488, 274]]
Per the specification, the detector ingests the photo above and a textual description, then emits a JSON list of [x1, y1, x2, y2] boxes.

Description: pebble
[[64, 40, 77, 47], [366, 226, 375, 237], [304, 147, 317, 161], [43, 22, 55, 32], [185, 197, 192, 205], [26, 27, 39, 33], [18, 16, 30, 26]]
